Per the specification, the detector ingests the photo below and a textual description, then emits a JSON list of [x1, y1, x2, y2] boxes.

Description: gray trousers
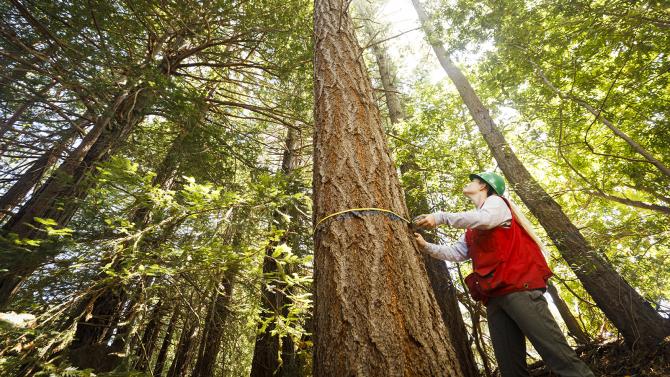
[[486, 290, 595, 377]]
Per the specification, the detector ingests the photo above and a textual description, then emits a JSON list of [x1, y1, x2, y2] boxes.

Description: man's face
[[463, 178, 487, 197]]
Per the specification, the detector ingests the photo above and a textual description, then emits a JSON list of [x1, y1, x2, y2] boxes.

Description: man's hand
[[414, 214, 437, 229], [414, 232, 428, 250]]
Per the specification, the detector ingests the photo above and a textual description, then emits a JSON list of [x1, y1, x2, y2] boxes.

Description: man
[[414, 172, 594, 377]]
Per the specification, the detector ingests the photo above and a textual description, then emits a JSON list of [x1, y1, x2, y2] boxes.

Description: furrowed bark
[[313, 1, 463, 375]]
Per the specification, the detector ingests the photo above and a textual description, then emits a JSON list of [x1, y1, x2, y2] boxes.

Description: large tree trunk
[[312, 1, 463, 375], [191, 274, 234, 377], [69, 285, 128, 351], [65, 289, 137, 373], [0, 84, 154, 307], [370, 44, 405, 124], [250, 127, 301, 377], [411, 0, 670, 349]]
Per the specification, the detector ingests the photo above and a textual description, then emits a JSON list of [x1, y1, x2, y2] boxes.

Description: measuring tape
[[314, 207, 412, 233]]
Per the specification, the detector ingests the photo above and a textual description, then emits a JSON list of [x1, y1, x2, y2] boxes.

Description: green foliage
[[1, 0, 314, 374]]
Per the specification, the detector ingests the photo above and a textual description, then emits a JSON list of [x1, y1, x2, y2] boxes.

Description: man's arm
[[422, 234, 469, 262], [433, 196, 511, 230]]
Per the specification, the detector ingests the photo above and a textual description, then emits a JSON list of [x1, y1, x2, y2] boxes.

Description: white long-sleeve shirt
[[424, 195, 512, 262]]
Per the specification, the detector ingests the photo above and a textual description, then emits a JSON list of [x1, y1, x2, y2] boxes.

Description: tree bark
[[250, 127, 301, 377], [369, 44, 405, 124], [546, 282, 591, 345], [69, 285, 128, 351], [312, 1, 463, 375], [420, 253, 479, 377], [402, 161, 479, 377], [355, 1, 405, 125], [457, 265, 493, 377], [412, 0, 670, 349]]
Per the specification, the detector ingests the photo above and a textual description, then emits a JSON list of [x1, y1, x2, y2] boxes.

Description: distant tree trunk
[[153, 304, 180, 377], [407, 183, 479, 377], [0, 124, 80, 222], [469, 302, 492, 377], [313, 1, 463, 375], [412, 0, 670, 348], [547, 282, 591, 345], [370, 44, 405, 124], [68, 286, 128, 350], [135, 300, 165, 371], [191, 272, 235, 377], [420, 247, 479, 377], [167, 316, 198, 377], [0, 81, 57, 149], [250, 127, 301, 377], [354, 1, 405, 125], [363, 17, 479, 374], [456, 266, 493, 377], [0, 84, 155, 307]]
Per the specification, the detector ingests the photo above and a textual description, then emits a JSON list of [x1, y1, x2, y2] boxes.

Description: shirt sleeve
[[433, 196, 512, 230], [423, 233, 470, 262]]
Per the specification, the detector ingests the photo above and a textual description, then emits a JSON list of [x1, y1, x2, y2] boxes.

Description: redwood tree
[[312, 0, 462, 375]]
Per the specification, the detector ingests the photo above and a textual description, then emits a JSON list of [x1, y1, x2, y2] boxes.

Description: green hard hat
[[469, 171, 505, 195]]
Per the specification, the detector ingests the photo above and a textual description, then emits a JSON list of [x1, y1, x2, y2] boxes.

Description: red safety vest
[[464, 197, 553, 303]]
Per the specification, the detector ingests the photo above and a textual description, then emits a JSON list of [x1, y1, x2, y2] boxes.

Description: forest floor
[[528, 338, 670, 376]]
